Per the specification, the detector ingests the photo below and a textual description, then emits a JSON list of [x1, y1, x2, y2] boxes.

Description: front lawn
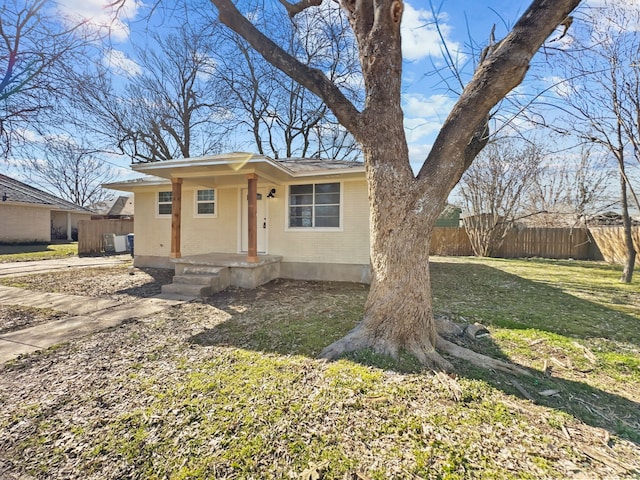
[[0, 257, 638, 479], [0, 242, 78, 262]]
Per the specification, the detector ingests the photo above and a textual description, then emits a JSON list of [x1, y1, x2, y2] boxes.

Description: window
[[289, 182, 340, 228], [157, 191, 172, 216], [195, 189, 216, 216]]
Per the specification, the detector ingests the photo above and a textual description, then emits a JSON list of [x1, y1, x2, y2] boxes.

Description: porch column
[[170, 177, 182, 258], [247, 173, 259, 263]]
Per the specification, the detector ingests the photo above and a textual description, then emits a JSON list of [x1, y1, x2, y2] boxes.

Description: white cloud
[[542, 76, 574, 98], [403, 93, 454, 119], [402, 93, 455, 170], [401, 3, 463, 62], [405, 117, 442, 141], [408, 142, 433, 172], [56, 0, 142, 42], [104, 49, 142, 77]]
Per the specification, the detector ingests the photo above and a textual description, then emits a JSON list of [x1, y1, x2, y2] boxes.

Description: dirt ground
[[1, 266, 638, 479]]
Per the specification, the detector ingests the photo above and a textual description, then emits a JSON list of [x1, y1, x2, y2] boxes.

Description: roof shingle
[[0, 174, 94, 213]]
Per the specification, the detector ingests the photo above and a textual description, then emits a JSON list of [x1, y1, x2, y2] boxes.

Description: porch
[[161, 253, 282, 297]]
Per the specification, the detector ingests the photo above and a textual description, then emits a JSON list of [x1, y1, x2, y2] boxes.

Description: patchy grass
[[0, 258, 639, 479], [0, 243, 78, 262], [0, 305, 65, 334]]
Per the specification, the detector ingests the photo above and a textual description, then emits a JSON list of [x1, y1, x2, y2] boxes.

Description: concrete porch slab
[[171, 253, 282, 290], [171, 253, 282, 269]]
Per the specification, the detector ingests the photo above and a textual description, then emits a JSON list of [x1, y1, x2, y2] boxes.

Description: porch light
[[267, 188, 276, 198]]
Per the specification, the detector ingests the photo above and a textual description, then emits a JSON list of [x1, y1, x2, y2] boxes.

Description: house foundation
[[161, 253, 283, 296]]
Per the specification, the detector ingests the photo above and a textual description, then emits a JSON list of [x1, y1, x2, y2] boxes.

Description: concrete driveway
[[0, 255, 132, 278]]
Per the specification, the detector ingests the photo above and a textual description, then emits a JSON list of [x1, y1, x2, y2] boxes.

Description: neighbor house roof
[[0, 173, 94, 213], [93, 195, 134, 217]]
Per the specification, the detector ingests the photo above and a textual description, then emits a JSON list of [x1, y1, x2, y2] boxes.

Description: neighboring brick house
[[0, 174, 94, 243]]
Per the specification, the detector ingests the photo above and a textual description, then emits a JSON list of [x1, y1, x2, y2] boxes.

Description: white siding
[[269, 179, 370, 264], [131, 178, 370, 265]]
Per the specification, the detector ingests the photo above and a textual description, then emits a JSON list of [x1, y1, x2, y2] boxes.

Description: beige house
[[0, 174, 94, 243], [105, 153, 370, 295]]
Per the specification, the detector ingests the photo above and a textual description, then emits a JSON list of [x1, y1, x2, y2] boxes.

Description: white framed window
[[195, 189, 216, 217], [157, 191, 172, 216], [288, 182, 341, 229]]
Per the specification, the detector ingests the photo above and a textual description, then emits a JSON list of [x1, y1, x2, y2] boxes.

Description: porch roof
[[104, 153, 365, 192]]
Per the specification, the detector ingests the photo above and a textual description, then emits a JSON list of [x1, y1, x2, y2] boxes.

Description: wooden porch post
[[247, 173, 259, 263], [170, 177, 182, 258]]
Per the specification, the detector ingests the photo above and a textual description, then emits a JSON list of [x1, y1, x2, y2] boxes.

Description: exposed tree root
[[319, 325, 453, 371], [319, 317, 530, 377], [318, 327, 369, 361], [436, 336, 531, 377]]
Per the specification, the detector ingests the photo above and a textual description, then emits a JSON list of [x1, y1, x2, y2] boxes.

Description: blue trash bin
[[127, 234, 134, 257]]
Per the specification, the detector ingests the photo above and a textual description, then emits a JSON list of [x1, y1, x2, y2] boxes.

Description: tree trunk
[[620, 169, 636, 283], [320, 185, 449, 369]]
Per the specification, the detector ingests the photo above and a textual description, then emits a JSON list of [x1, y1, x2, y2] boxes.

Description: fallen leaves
[[1, 270, 639, 479]]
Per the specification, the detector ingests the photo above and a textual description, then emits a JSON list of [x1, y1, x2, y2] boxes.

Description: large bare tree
[[211, 0, 580, 370], [0, 0, 92, 157]]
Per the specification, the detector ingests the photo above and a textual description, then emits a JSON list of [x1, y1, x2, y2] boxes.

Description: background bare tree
[[215, 2, 361, 159], [540, 0, 640, 281], [459, 138, 545, 257], [0, 0, 93, 157], [21, 137, 118, 207], [523, 146, 613, 227], [72, 23, 231, 163]]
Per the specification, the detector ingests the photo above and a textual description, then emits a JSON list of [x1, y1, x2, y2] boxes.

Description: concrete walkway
[[0, 256, 192, 364]]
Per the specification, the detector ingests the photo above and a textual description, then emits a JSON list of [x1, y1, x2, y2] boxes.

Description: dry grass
[[0, 259, 639, 479]]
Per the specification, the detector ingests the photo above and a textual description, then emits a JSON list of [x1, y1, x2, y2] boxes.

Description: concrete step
[[162, 267, 231, 298], [161, 283, 212, 297], [182, 265, 228, 276], [172, 274, 216, 285]]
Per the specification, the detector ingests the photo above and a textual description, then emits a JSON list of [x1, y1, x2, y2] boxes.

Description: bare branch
[[418, 0, 581, 193], [277, 0, 323, 18], [210, 0, 363, 138]]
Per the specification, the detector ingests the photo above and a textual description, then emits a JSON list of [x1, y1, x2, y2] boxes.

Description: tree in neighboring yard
[[214, 5, 361, 159], [459, 138, 545, 257], [72, 23, 231, 163], [21, 137, 117, 207], [0, 0, 93, 157], [542, 0, 640, 282], [210, 0, 581, 370], [523, 146, 614, 228]]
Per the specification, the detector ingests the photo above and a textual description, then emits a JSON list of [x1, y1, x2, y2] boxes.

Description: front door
[[241, 188, 267, 253]]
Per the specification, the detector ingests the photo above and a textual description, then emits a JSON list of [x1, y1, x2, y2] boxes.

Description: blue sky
[[18, 0, 610, 180]]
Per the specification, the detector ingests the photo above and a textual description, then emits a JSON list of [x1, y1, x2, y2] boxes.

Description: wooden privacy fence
[[588, 226, 640, 264], [497, 227, 593, 259], [430, 227, 597, 260], [78, 219, 133, 255]]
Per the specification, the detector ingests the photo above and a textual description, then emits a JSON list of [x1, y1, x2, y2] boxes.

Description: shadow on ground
[[0, 244, 52, 254], [188, 263, 640, 444], [115, 267, 174, 298]]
